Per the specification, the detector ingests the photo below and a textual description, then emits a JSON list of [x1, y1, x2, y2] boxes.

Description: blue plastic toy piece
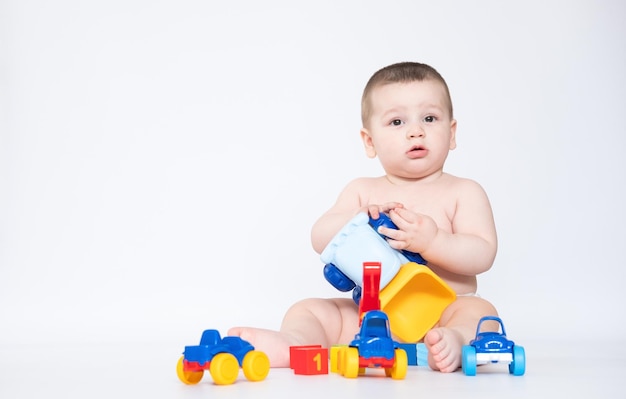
[[416, 343, 428, 366], [395, 343, 428, 367], [461, 316, 526, 376], [462, 345, 477, 375], [323, 264, 356, 292], [368, 213, 426, 265], [351, 285, 362, 304], [184, 330, 253, 366]]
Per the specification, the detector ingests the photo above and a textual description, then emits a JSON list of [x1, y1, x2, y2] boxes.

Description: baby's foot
[[227, 327, 301, 368], [424, 327, 465, 373]]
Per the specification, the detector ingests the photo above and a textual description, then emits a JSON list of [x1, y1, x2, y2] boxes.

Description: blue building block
[[397, 343, 428, 366], [397, 343, 417, 366], [416, 343, 428, 366]]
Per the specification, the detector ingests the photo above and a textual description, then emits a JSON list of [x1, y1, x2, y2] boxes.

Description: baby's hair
[[361, 62, 453, 126]]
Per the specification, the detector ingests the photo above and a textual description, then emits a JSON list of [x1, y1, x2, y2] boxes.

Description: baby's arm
[[383, 179, 497, 276], [311, 178, 402, 254]]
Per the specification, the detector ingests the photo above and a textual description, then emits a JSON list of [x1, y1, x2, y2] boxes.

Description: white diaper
[[456, 292, 480, 297]]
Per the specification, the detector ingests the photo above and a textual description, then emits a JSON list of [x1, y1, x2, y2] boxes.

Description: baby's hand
[[381, 207, 438, 254], [361, 202, 404, 220]]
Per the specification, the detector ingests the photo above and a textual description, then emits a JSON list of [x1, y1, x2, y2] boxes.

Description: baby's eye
[[423, 115, 436, 123], [390, 119, 404, 126]]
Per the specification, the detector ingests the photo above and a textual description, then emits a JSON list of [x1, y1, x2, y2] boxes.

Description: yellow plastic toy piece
[[329, 345, 344, 373], [340, 347, 361, 378], [385, 349, 408, 379], [242, 350, 270, 381], [379, 262, 456, 343], [176, 356, 204, 385], [209, 353, 240, 385]]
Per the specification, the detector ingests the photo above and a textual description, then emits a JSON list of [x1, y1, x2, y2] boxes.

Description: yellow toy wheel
[[337, 347, 346, 375], [176, 356, 204, 385], [337, 346, 349, 375], [242, 350, 270, 381], [342, 347, 360, 378], [388, 348, 408, 380], [209, 353, 240, 385]]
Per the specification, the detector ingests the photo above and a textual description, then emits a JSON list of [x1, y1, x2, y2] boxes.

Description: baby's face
[[361, 80, 457, 181]]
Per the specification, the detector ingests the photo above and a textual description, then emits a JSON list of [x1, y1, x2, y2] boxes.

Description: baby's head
[[361, 62, 453, 128]]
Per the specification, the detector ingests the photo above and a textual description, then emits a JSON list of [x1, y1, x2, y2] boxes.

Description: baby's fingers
[[364, 205, 382, 219], [381, 202, 404, 213]]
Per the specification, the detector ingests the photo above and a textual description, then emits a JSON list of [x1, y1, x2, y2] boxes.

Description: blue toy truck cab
[[351, 310, 396, 363], [183, 330, 253, 366]]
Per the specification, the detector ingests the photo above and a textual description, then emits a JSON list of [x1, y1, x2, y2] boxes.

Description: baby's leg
[[424, 296, 498, 373], [228, 298, 359, 367]]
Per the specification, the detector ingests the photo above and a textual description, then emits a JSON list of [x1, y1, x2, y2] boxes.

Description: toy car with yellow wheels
[[176, 329, 270, 385], [335, 310, 408, 379]]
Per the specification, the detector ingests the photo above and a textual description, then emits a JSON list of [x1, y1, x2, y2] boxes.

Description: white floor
[[0, 338, 622, 399]]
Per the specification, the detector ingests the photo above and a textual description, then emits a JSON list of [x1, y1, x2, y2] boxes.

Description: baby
[[229, 61, 499, 372]]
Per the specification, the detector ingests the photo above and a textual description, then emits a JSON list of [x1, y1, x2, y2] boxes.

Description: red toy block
[[289, 345, 321, 369], [289, 345, 329, 375]]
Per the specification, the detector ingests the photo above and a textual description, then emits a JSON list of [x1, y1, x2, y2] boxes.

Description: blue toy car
[[461, 316, 526, 376], [176, 329, 270, 385], [335, 310, 408, 379]]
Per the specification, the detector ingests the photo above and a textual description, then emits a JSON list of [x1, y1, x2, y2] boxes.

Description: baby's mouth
[[407, 146, 428, 158]]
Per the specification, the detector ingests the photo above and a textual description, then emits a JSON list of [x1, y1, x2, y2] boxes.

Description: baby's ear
[[360, 128, 377, 158], [448, 119, 458, 150]]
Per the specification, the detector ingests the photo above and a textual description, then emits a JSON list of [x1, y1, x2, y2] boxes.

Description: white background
[[1, 0, 625, 352]]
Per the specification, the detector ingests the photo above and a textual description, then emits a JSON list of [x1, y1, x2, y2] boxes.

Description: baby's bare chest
[[364, 186, 456, 231]]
